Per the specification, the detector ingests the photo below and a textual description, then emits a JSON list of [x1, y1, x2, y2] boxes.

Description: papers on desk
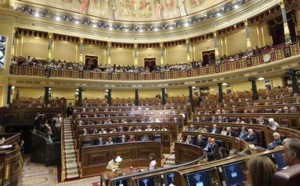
[[0, 145, 12, 149]]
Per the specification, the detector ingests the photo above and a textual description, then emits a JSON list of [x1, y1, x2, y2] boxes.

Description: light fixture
[[35, 12, 39, 17], [234, 4, 239, 9], [216, 12, 221, 17], [11, 86, 15, 89], [258, 77, 265, 81], [222, 82, 228, 86], [192, 86, 196, 89], [93, 23, 97, 27], [55, 16, 60, 21], [75, 20, 79, 24]]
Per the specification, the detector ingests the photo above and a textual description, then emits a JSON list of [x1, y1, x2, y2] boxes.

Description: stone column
[[8, 0, 15, 9], [44, 87, 50, 105], [217, 83, 223, 102], [107, 89, 112, 106], [107, 42, 112, 69], [279, 0, 291, 44], [249, 77, 259, 100], [188, 86, 194, 113], [78, 87, 83, 107], [160, 42, 165, 69], [286, 70, 299, 94], [134, 43, 138, 67], [11, 28, 16, 57], [134, 89, 139, 106], [47, 33, 53, 60], [186, 39, 191, 62], [214, 31, 220, 60], [7, 86, 12, 105], [79, 37, 84, 64], [161, 88, 166, 105], [244, 20, 252, 50]]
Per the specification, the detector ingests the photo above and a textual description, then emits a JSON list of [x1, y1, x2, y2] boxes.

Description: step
[[66, 162, 78, 169]]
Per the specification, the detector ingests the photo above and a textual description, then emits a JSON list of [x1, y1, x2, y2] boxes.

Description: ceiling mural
[[20, 0, 228, 22]]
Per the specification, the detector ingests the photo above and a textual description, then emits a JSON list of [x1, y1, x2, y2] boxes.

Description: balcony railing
[[9, 42, 300, 81]]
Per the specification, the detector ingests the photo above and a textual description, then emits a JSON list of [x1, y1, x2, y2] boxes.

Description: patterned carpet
[[22, 156, 100, 186]]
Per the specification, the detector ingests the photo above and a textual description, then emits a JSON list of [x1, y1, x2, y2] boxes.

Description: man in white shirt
[[268, 118, 280, 131]]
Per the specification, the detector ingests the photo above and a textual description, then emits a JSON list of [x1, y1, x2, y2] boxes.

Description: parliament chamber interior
[[1, 0, 300, 186]]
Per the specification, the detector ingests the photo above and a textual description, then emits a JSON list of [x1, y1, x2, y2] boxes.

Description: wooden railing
[[9, 42, 300, 81]]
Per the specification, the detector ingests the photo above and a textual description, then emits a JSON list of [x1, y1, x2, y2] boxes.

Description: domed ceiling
[[20, 0, 231, 22]]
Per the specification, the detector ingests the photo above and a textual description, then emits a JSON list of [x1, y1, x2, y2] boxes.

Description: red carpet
[[92, 182, 100, 186]]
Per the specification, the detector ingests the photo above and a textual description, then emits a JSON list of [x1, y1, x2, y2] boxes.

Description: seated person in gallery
[[128, 135, 136, 142], [106, 158, 119, 171], [245, 129, 258, 145], [141, 134, 150, 141], [155, 93, 161, 99], [267, 132, 282, 150]]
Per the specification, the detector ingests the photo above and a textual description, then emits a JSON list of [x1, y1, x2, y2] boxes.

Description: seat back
[[273, 164, 300, 186]]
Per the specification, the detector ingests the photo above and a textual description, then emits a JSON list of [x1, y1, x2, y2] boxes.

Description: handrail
[[9, 42, 300, 81]]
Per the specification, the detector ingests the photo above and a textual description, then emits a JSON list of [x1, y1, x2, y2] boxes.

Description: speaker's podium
[[100, 167, 148, 186]]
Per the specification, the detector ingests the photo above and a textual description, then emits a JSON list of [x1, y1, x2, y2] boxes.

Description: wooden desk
[[100, 167, 147, 186]]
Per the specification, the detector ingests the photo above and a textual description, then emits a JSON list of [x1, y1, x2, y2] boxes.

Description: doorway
[[202, 50, 215, 66], [144, 58, 156, 72], [85, 55, 98, 70]]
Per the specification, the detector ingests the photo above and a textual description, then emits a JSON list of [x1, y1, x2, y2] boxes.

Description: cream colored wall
[[52, 88, 77, 100], [261, 24, 273, 46], [165, 45, 186, 64], [226, 30, 247, 54], [249, 26, 259, 49], [53, 41, 76, 62], [22, 37, 48, 59], [271, 77, 284, 88], [168, 88, 189, 97], [194, 39, 214, 60], [0, 85, 4, 107], [138, 48, 160, 66], [83, 45, 106, 65], [232, 82, 252, 92], [18, 88, 44, 98], [139, 89, 161, 98], [208, 85, 223, 95], [112, 90, 135, 99], [111, 48, 134, 66], [296, 8, 300, 31]]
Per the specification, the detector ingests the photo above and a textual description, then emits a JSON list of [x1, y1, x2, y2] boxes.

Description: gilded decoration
[[19, 0, 228, 21]]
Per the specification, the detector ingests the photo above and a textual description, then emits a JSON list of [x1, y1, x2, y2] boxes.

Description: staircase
[[163, 154, 175, 168], [61, 118, 80, 181]]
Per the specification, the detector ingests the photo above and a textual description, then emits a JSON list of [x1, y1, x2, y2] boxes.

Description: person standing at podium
[[106, 158, 118, 171]]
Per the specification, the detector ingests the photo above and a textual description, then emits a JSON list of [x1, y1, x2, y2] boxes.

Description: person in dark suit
[[215, 147, 228, 160], [267, 132, 282, 149], [195, 134, 206, 148], [66, 102, 74, 118], [237, 126, 249, 140], [211, 124, 221, 134], [245, 129, 258, 145], [208, 138, 219, 156], [225, 127, 235, 136], [118, 135, 127, 143], [204, 137, 212, 152], [185, 135, 194, 144]]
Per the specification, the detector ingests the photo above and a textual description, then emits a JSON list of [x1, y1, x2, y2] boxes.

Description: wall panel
[[53, 41, 76, 62], [22, 37, 47, 59]]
